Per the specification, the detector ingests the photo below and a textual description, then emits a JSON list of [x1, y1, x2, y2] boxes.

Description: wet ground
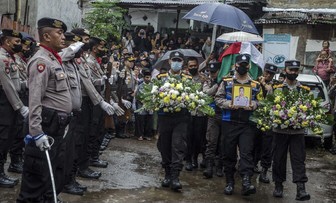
[[1, 138, 336, 203]]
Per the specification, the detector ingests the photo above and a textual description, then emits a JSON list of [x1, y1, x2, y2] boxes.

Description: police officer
[[215, 54, 262, 196], [255, 63, 278, 183], [8, 37, 33, 174], [202, 62, 224, 178], [185, 56, 207, 171], [272, 60, 310, 201], [158, 50, 192, 192], [17, 17, 71, 202], [0, 29, 28, 188]]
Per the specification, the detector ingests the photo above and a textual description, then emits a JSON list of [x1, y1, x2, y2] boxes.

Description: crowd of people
[[0, 16, 335, 203]]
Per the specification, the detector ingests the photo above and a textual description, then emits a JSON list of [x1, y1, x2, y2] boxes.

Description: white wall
[[36, 0, 82, 30], [129, 8, 158, 31]]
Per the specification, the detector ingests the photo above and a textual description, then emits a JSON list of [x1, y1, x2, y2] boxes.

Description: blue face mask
[[171, 61, 183, 71]]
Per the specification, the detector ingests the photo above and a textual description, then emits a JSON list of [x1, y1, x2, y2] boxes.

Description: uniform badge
[[5, 67, 10, 74], [10, 63, 17, 71], [76, 58, 81, 64], [60, 73, 65, 78], [37, 63, 46, 73]]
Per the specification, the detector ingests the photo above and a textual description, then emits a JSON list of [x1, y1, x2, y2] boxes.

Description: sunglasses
[[171, 58, 182, 62]]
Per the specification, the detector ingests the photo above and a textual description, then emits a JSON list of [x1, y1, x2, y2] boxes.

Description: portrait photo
[[232, 84, 252, 108]]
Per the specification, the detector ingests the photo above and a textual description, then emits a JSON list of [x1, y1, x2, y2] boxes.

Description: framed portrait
[[232, 84, 252, 108]]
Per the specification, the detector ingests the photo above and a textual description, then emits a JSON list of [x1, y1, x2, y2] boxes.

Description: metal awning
[[255, 8, 336, 25]]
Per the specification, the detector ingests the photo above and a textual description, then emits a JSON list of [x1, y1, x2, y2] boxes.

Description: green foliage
[[83, 0, 126, 40]]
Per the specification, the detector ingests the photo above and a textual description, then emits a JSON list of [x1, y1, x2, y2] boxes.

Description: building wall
[[267, 0, 336, 8]]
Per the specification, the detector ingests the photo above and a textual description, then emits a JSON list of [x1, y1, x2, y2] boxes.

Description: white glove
[[108, 76, 114, 85], [119, 69, 126, 78], [102, 75, 108, 80], [122, 99, 132, 109], [20, 106, 29, 118], [99, 100, 115, 115], [111, 102, 125, 116], [34, 134, 51, 151], [69, 42, 84, 53]]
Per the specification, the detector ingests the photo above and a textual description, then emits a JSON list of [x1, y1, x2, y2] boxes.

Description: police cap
[[285, 60, 300, 69], [71, 28, 90, 37], [236, 54, 250, 64], [1, 29, 22, 39], [37, 17, 67, 32], [64, 32, 82, 42], [142, 68, 151, 76], [169, 50, 184, 60], [208, 62, 221, 73], [264, 63, 278, 74]]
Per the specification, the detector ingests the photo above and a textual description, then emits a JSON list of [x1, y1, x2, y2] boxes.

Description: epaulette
[[157, 73, 168, 79], [222, 77, 233, 81], [181, 73, 192, 79], [251, 80, 260, 85], [300, 85, 310, 91], [273, 84, 284, 89]]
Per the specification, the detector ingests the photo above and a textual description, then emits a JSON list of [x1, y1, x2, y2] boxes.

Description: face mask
[[189, 68, 198, 76], [101, 57, 109, 64], [12, 44, 22, 53], [236, 65, 248, 75], [74, 48, 83, 58], [22, 50, 32, 58], [82, 43, 90, 51], [171, 61, 183, 71], [286, 73, 298, 81], [97, 49, 105, 57]]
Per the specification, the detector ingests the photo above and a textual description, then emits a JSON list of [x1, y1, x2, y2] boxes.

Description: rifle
[[104, 61, 115, 130], [116, 67, 132, 135]]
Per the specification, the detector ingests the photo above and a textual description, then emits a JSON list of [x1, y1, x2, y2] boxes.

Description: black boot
[[224, 174, 234, 195], [78, 168, 102, 179], [192, 155, 198, 169], [161, 167, 171, 188], [63, 181, 84, 196], [241, 175, 256, 196], [185, 161, 193, 171], [90, 157, 108, 168], [216, 160, 224, 177], [259, 167, 270, 183], [0, 153, 18, 188], [170, 170, 182, 191], [273, 182, 283, 198], [295, 182, 310, 201], [203, 159, 213, 179], [8, 155, 23, 174]]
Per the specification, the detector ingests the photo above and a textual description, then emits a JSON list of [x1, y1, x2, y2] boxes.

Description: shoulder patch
[[37, 63, 46, 73], [5, 67, 10, 74], [76, 58, 81, 64], [300, 85, 310, 91], [157, 73, 168, 79], [273, 84, 284, 89], [182, 73, 192, 79], [251, 80, 260, 85]]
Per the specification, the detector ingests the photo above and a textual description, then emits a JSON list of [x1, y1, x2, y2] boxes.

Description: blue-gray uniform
[[215, 75, 262, 194]]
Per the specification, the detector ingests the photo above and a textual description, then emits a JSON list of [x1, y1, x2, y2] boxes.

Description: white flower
[[151, 85, 159, 94]]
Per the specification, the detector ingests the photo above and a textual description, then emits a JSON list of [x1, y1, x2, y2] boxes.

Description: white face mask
[[171, 61, 183, 71]]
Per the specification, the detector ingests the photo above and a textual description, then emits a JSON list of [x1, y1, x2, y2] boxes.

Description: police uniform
[[202, 62, 224, 178], [185, 65, 208, 171], [7, 40, 31, 174], [0, 29, 25, 188], [272, 60, 310, 201], [17, 18, 73, 202], [157, 51, 191, 191], [84, 37, 108, 169], [254, 63, 278, 183], [215, 54, 262, 196]]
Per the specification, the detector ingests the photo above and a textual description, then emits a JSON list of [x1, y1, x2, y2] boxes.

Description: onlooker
[[313, 50, 335, 85], [134, 29, 152, 53]]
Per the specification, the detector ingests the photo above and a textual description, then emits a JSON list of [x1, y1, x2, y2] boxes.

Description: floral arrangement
[[251, 88, 333, 135], [136, 76, 215, 116]]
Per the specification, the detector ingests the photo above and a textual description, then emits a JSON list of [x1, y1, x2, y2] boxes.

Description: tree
[[83, 0, 126, 41]]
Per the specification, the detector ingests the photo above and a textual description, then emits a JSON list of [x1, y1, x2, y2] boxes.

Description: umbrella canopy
[[183, 3, 259, 35], [216, 31, 264, 44], [153, 49, 204, 70]]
